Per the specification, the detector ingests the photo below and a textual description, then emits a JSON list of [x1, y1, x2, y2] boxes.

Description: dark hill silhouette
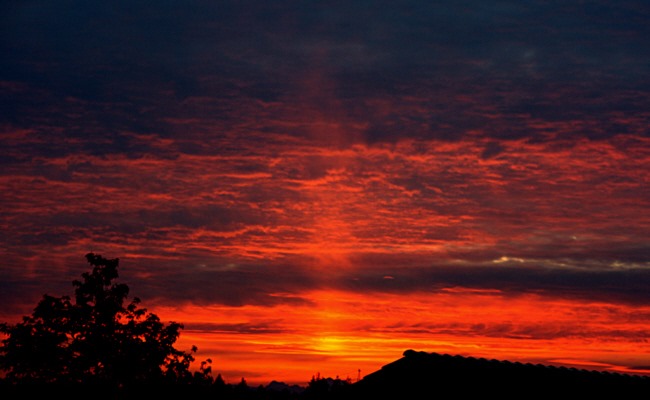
[[345, 350, 650, 399]]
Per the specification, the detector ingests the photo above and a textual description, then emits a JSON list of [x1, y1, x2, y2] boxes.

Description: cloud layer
[[2, 0, 649, 385]]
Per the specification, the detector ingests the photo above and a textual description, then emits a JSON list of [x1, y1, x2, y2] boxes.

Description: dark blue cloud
[[3, 0, 648, 149], [338, 263, 650, 305]]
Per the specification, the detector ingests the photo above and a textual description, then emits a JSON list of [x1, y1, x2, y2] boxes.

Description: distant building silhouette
[[346, 350, 650, 399]]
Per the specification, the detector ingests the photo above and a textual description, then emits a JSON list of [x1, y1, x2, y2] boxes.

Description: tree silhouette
[[303, 375, 351, 400], [0, 253, 198, 389]]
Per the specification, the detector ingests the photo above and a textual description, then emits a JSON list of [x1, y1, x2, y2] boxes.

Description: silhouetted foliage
[[0, 253, 199, 390], [303, 374, 351, 400]]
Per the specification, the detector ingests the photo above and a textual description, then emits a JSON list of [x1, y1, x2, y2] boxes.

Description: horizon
[[2, 0, 649, 387]]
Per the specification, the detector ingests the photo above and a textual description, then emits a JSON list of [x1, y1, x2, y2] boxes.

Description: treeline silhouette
[[3, 254, 650, 399], [0, 375, 351, 400]]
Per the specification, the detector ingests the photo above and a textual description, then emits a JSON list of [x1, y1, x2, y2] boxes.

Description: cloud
[[1, 132, 648, 313], [336, 262, 650, 305], [185, 321, 287, 335], [3, 1, 649, 150], [132, 259, 319, 308], [378, 320, 650, 341]]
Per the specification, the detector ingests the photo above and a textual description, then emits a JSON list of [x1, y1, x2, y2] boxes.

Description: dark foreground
[[4, 350, 650, 399], [348, 350, 650, 398], [0, 381, 306, 400]]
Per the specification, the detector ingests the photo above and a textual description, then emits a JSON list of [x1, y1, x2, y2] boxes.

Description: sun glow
[[154, 288, 650, 385]]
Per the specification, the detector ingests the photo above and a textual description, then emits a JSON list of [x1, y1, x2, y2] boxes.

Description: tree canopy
[[0, 253, 201, 388]]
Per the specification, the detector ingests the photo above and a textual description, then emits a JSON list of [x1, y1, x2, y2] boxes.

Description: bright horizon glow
[[155, 288, 650, 386]]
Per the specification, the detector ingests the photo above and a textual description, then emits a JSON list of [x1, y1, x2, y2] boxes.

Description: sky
[[2, 0, 650, 386]]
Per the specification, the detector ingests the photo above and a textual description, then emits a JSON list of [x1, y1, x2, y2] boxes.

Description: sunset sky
[[2, 0, 650, 386]]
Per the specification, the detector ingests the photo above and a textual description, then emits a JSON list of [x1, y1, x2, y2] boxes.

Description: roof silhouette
[[346, 350, 650, 398]]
